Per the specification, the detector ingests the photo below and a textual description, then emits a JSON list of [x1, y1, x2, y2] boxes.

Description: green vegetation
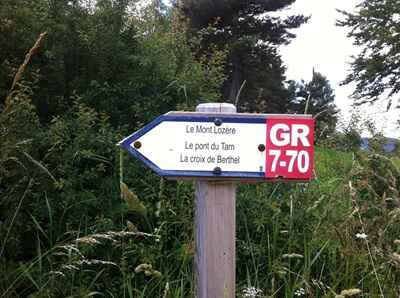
[[288, 70, 339, 142], [180, 0, 308, 112], [1, 1, 400, 297], [338, 0, 400, 105]]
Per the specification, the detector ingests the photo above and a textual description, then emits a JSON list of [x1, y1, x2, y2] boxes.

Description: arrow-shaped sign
[[119, 112, 314, 180]]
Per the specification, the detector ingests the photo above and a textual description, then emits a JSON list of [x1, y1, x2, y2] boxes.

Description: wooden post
[[195, 103, 236, 298]]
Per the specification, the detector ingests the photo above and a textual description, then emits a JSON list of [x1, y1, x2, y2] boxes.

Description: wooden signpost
[[119, 103, 315, 298]]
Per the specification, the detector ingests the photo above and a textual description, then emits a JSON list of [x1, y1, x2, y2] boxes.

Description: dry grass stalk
[[4, 32, 47, 112], [340, 288, 362, 296], [75, 230, 154, 246], [391, 252, 400, 267], [120, 182, 147, 215]]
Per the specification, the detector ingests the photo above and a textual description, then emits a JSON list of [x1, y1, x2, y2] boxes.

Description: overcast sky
[[279, 0, 358, 108], [161, 0, 399, 137], [278, 0, 399, 138]]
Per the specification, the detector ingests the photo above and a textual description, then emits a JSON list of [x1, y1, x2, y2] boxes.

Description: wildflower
[[294, 288, 305, 296], [135, 263, 152, 273], [134, 263, 161, 278], [151, 270, 162, 278], [355, 232, 367, 240], [340, 288, 362, 296], [242, 286, 263, 298]]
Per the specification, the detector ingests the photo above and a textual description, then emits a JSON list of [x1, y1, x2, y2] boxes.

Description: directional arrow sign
[[119, 112, 314, 180]]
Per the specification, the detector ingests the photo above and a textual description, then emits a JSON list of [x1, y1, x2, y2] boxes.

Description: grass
[[1, 146, 400, 297]]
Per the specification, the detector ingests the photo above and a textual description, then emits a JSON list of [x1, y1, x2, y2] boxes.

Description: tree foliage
[[338, 0, 400, 107], [0, 1, 226, 296], [0, 0, 226, 125], [289, 70, 339, 140], [179, 0, 309, 113]]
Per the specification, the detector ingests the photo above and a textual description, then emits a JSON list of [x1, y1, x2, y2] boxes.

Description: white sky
[[162, 0, 399, 137], [279, 0, 399, 138]]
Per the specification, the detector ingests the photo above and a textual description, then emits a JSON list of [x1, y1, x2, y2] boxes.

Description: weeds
[[2, 116, 400, 297], [1, 43, 399, 297]]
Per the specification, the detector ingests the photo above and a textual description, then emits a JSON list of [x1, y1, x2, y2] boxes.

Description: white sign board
[[119, 112, 314, 180]]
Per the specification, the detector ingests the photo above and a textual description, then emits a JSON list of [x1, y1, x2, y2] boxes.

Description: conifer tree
[[289, 70, 338, 140], [178, 0, 308, 112]]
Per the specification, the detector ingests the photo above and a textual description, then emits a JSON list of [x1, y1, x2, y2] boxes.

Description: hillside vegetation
[[1, 1, 400, 297]]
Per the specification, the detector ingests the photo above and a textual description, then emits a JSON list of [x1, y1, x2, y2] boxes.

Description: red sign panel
[[265, 117, 314, 180]]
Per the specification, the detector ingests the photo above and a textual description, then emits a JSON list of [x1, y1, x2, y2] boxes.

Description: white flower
[[294, 288, 306, 296], [355, 232, 368, 240], [242, 286, 263, 298]]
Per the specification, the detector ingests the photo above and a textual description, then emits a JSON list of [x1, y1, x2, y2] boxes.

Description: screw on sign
[[265, 117, 314, 179], [119, 112, 314, 181]]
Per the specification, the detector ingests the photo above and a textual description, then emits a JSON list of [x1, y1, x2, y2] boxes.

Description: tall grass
[[1, 145, 400, 296]]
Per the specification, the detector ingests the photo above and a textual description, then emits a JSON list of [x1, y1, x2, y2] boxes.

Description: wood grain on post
[[195, 103, 236, 298]]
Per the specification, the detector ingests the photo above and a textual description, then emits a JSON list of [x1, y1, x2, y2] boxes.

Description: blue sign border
[[119, 113, 267, 179]]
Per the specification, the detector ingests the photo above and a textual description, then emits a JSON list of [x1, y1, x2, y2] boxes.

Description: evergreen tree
[[178, 0, 308, 113], [289, 70, 339, 140], [338, 0, 400, 108]]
